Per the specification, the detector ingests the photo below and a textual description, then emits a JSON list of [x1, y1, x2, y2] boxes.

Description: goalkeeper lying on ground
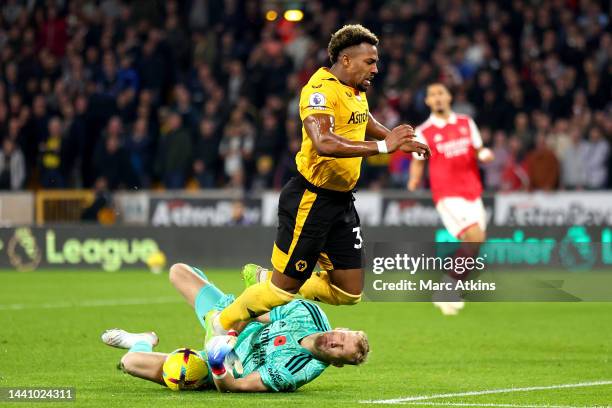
[[101, 263, 369, 392]]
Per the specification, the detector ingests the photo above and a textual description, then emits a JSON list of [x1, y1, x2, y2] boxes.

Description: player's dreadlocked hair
[[328, 24, 379, 64]]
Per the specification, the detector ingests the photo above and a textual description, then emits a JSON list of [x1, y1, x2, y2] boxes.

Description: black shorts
[[271, 175, 364, 280]]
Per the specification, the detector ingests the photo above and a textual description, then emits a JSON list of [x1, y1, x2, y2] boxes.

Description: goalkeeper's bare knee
[[120, 353, 137, 375]]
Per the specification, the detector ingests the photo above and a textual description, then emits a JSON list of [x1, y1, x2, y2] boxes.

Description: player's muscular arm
[[407, 159, 425, 191], [213, 371, 269, 392], [366, 112, 391, 140], [304, 114, 415, 157], [304, 114, 380, 157]]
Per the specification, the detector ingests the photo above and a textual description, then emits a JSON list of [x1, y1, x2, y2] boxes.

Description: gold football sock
[[218, 280, 295, 330], [299, 270, 362, 305]]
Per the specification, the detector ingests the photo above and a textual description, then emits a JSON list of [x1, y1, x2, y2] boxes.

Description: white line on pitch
[[0, 297, 182, 311], [403, 402, 599, 408], [360, 380, 612, 404]]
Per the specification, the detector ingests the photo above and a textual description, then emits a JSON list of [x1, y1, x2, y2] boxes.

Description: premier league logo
[[309, 92, 326, 107]]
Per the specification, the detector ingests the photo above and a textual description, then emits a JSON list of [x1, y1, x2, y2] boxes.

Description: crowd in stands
[[0, 0, 609, 192]]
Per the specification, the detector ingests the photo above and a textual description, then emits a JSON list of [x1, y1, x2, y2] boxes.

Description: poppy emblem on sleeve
[[274, 336, 287, 346]]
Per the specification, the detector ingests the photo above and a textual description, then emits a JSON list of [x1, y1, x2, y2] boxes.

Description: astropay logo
[[383, 199, 443, 226], [495, 193, 612, 226], [151, 200, 261, 226]]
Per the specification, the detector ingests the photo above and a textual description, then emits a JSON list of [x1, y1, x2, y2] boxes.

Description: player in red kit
[[408, 83, 494, 315]]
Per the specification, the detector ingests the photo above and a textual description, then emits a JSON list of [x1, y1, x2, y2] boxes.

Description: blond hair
[[351, 330, 370, 365]]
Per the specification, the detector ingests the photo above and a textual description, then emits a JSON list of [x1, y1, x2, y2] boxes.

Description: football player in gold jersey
[[207, 24, 430, 336]]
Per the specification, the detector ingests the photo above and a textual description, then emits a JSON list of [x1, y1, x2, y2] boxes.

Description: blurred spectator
[[117, 55, 140, 94], [219, 109, 254, 188], [228, 201, 251, 226], [226, 60, 246, 105], [155, 112, 192, 189], [546, 119, 572, 160], [39, 117, 65, 188], [165, 14, 190, 73], [81, 177, 113, 223], [39, 5, 68, 57], [193, 118, 219, 188], [373, 99, 400, 130], [251, 156, 275, 191], [172, 84, 197, 136], [285, 26, 313, 69], [501, 137, 529, 191], [561, 127, 588, 189], [29, 95, 50, 144], [511, 113, 535, 153], [476, 90, 505, 130], [98, 52, 120, 97], [397, 89, 422, 124], [452, 89, 476, 118], [483, 131, 511, 190], [583, 126, 610, 189], [524, 134, 560, 191], [253, 114, 283, 168], [71, 95, 95, 187], [59, 101, 79, 185], [93, 122, 135, 190], [0, 138, 25, 190], [125, 118, 152, 188], [116, 55, 139, 114], [189, 0, 209, 31], [532, 112, 553, 150], [7, 118, 24, 152], [139, 37, 166, 101]]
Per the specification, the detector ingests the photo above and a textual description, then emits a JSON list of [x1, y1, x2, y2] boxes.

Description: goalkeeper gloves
[[206, 332, 238, 379]]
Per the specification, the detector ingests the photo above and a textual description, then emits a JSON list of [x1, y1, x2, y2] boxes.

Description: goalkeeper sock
[[129, 341, 153, 353], [218, 280, 295, 330], [299, 270, 362, 305], [195, 283, 225, 329]]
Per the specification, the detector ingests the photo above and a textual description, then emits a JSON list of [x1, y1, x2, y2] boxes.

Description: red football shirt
[[413, 113, 483, 203]]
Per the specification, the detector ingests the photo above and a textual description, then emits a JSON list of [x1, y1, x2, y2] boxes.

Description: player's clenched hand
[[477, 147, 495, 163], [384, 124, 415, 153], [400, 140, 431, 158]]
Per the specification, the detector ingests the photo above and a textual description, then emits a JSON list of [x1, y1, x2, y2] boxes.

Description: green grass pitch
[[0, 269, 611, 407]]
